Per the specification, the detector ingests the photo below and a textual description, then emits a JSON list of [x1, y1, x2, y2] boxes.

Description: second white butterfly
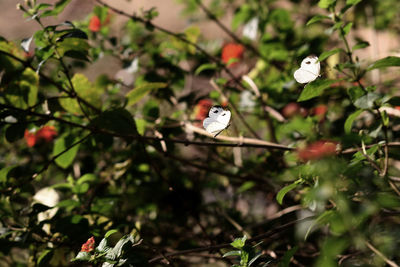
[[203, 106, 231, 138], [294, 55, 320, 84]]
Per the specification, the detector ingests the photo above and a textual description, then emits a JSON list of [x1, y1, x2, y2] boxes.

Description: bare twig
[[365, 241, 399, 267], [148, 216, 315, 263]]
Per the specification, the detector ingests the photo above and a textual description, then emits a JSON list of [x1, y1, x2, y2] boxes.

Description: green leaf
[[231, 235, 247, 249], [4, 68, 39, 109], [344, 110, 362, 134], [377, 192, 400, 208], [381, 110, 389, 127], [352, 41, 369, 51], [105, 229, 118, 238], [77, 173, 97, 185], [347, 86, 365, 102], [297, 79, 337, 102], [57, 199, 80, 209], [231, 4, 252, 30], [276, 179, 302, 205], [237, 181, 256, 193], [0, 166, 15, 184], [195, 63, 217, 75], [135, 118, 146, 136], [59, 74, 102, 115], [126, 82, 167, 107], [35, 3, 52, 11], [91, 108, 137, 136], [318, 0, 336, 9], [304, 210, 335, 240], [319, 48, 343, 61], [53, 134, 81, 169], [367, 56, 400, 71], [73, 183, 89, 194], [353, 92, 379, 109], [223, 250, 241, 257], [278, 246, 298, 267], [41, 0, 71, 17], [306, 15, 330, 26], [346, 0, 362, 5], [342, 22, 353, 35], [37, 249, 53, 267]]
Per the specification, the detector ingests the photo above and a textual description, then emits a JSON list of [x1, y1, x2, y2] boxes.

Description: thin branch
[[365, 241, 399, 267], [184, 122, 291, 150], [355, 147, 382, 174], [0, 103, 293, 150], [148, 216, 315, 263]]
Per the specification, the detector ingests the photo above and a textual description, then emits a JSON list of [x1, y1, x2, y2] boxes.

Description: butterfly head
[[301, 55, 319, 68], [208, 105, 229, 119]]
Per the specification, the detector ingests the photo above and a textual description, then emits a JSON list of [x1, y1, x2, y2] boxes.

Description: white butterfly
[[294, 55, 320, 84], [203, 106, 231, 137]]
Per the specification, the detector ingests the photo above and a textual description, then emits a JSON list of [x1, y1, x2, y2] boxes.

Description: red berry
[[297, 140, 337, 161], [89, 15, 101, 32], [221, 43, 244, 67], [36, 126, 57, 143], [312, 104, 327, 121], [24, 130, 36, 147], [80, 237, 95, 252]]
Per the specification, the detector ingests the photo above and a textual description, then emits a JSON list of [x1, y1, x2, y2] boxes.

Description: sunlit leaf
[[344, 110, 362, 134], [195, 63, 217, 75], [53, 134, 81, 169], [352, 41, 369, 51], [367, 56, 400, 71], [37, 249, 53, 267], [126, 82, 167, 107], [40, 0, 72, 18], [231, 235, 247, 249], [318, 0, 336, 9], [319, 48, 343, 61], [276, 179, 302, 205], [59, 74, 102, 115], [342, 22, 353, 35], [297, 79, 337, 102], [306, 15, 330, 26], [346, 0, 362, 5]]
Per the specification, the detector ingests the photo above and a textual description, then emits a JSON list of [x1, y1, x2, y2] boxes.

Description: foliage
[[1, 0, 400, 266]]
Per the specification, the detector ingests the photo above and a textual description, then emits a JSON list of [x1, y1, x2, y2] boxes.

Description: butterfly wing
[[294, 69, 319, 84], [300, 59, 320, 77], [203, 117, 228, 136], [215, 110, 231, 125]]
